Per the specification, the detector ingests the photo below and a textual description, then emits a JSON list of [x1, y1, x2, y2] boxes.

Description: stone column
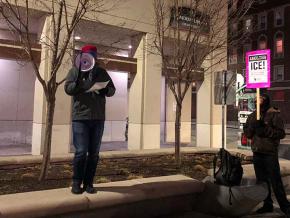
[[196, 55, 227, 148], [128, 33, 162, 150], [165, 83, 192, 143], [32, 16, 72, 155]]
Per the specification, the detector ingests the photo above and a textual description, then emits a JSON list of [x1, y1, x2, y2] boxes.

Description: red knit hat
[[81, 45, 97, 53]]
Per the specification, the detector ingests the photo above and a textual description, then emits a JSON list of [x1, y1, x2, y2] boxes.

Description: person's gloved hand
[[76, 71, 94, 90], [254, 120, 266, 137], [98, 87, 109, 97]]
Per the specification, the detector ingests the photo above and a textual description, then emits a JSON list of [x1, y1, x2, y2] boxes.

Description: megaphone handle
[[76, 52, 83, 82]]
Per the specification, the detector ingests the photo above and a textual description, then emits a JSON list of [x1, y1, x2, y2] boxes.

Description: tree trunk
[[175, 102, 182, 165], [39, 94, 56, 181]]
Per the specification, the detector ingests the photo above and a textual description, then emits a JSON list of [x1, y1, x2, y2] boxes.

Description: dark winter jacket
[[64, 66, 115, 121], [243, 107, 285, 155]]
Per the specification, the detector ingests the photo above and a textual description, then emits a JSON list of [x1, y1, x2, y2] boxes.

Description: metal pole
[[222, 70, 227, 149]]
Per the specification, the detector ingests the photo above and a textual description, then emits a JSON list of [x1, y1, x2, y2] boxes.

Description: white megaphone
[[75, 52, 95, 72]]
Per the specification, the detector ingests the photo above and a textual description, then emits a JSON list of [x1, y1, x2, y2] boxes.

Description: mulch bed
[[0, 153, 251, 195]]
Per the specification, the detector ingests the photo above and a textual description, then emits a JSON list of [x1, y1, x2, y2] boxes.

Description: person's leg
[[83, 120, 104, 193], [268, 154, 290, 214], [253, 153, 273, 213], [72, 120, 89, 194]]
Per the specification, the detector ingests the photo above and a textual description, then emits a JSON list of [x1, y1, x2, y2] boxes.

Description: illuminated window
[[274, 32, 284, 58], [245, 18, 252, 32], [276, 39, 283, 53], [258, 35, 267, 50]]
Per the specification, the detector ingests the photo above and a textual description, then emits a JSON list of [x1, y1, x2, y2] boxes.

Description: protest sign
[[246, 49, 271, 120], [246, 49, 270, 88]]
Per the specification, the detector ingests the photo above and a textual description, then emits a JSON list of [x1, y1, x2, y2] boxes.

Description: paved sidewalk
[[0, 147, 253, 166], [1, 123, 289, 157], [0, 125, 248, 156], [0, 141, 198, 157]]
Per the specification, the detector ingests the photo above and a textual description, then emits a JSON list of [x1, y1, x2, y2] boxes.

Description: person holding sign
[[243, 93, 290, 216], [65, 45, 115, 194]]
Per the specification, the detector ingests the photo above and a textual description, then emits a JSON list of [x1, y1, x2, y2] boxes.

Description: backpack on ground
[[213, 148, 243, 204]]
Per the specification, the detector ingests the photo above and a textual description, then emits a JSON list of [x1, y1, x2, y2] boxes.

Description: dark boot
[[83, 184, 97, 194], [71, 181, 83, 194], [282, 207, 290, 218], [256, 204, 274, 214]]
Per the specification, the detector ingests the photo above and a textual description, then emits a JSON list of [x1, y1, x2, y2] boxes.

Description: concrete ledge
[[0, 175, 205, 218], [0, 188, 89, 218]]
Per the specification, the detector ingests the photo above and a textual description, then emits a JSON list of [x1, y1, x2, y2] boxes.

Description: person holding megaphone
[[65, 45, 115, 194]]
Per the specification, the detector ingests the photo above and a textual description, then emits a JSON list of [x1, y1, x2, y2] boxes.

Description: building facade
[[228, 0, 290, 123]]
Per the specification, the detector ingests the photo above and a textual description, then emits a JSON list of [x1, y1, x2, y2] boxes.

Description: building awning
[[0, 39, 41, 63], [0, 39, 137, 73]]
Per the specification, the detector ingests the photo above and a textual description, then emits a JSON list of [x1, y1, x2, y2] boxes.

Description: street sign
[[246, 49, 271, 88], [214, 71, 236, 105]]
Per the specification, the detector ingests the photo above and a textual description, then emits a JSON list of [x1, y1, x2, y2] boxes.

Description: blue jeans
[[253, 152, 290, 213], [72, 120, 104, 186]]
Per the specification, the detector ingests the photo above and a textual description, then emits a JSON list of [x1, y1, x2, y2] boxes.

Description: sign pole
[[256, 88, 260, 120]]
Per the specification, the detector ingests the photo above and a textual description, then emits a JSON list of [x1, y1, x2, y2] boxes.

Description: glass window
[[245, 18, 252, 32], [258, 35, 267, 50], [274, 32, 284, 58], [277, 39, 283, 53], [243, 42, 251, 62], [232, 23, 238, 32], [229, 23, 238, 37], [275, 8, 284, 27], [238, 99, 249, 111], [273, 65, 284, 81], [259, 41, 267, 50], [258, 13, 267, 30], [273, 91, 285, 101], [229, 48, 237, 64]]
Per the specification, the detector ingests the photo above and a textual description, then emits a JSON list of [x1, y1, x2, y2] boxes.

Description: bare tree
[[0, 0, 119, 181], [153, 0, 254, 164]]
